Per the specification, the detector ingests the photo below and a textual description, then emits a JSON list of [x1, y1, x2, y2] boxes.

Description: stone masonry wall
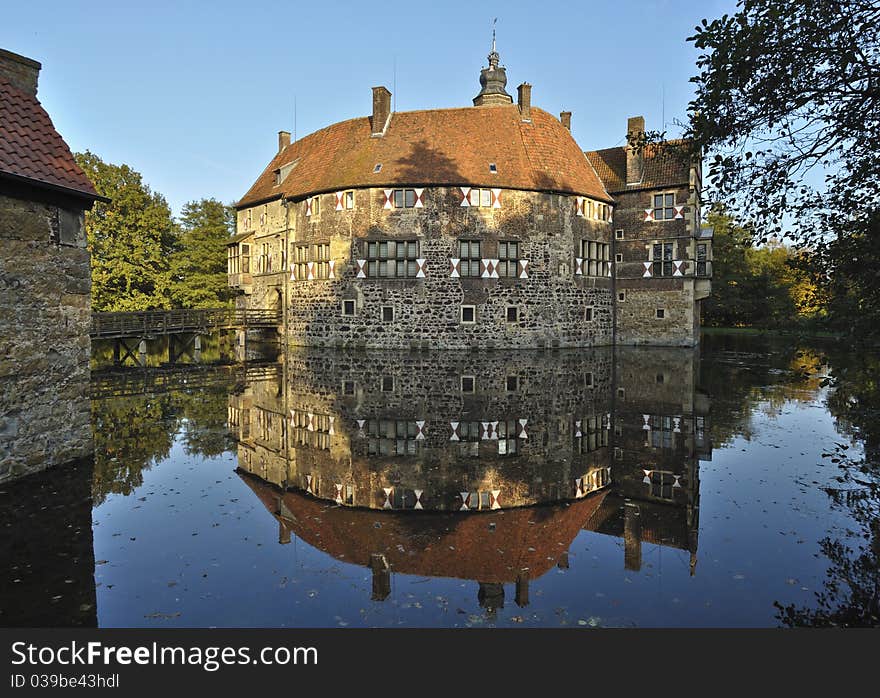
[[237, 187, 614, 349], [0, 193, 92, 482]]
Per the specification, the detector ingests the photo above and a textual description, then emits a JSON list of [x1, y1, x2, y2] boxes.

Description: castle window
[[597, 203, 611, 221], [498, 240, 520, 277], [240, 244, 250, 273], [580, 240, 611, 276], [489, 163, 497, 173], [506, 306, 519, 323], [343, 380, 356, 396], [461, 305, 476, 323], [697, 243, 709, 276], [314, 243, 331, 279], [461, 375, 476, 393], [381, 376, 394, 392], [576, 415, 609, 454], [506, 375, 518, 391], [618, 291, 626, 302], [615, 253, 623, 263], [342, 300, 356, 317], [652, 243, 674, 276], [615, 229, 625, 240], [228, 245, 240, 275], [585, 306, 594, 322], [458, 240, 482, 277], [584, 200, 594, 218], [293, 244, 309, 280], [366, 239, 420, 277], [308, 195, 321, 217], [344, 190, 355, 209], [497, 420, 520, 456], [381, 306, 394, 322], [373, 163, 382, 173], [656, 308, 666, 319], [653, 192, 676, 220], [259, 242, 273, 273], [392, 189, 417, 208], [468, 189, 493, 207], [648, 470, 677, 500], [585, 372, 594, 389]]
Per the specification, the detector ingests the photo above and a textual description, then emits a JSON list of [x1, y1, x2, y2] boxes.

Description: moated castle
[[228, 46, 713, 349]]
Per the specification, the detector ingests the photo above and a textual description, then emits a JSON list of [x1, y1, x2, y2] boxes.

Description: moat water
[[2, 333, 878, 627]]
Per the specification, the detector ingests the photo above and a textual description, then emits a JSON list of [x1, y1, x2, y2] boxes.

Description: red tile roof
[[238, 104, 613, 207], [0, 76, 100, 201], [241, 471, 609, 584], [585, 140, 692, 194]]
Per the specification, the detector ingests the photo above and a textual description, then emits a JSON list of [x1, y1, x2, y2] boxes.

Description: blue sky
[[2, 0, 737, 216]]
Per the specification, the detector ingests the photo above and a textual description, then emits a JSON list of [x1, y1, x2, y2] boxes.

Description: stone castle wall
[[232, 347, 708, 517], [0, 192, 92, 482], [237, 187, 615, 349]]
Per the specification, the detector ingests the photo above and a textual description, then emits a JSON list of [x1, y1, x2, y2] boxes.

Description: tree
[[169, 198, 235, 309], [683, 0, 880, 340], [75, 151, 177, 311], [702, 208, 818, 328]]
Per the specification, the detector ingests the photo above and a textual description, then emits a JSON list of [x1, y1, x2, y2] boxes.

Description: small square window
[[382, 306, 394, 322], [345, 190, 355, 209], [342, 299, 356, 316], [585, 372, 594, 388], [506, 306, 518, 323], [373, 163, 382, 173], [656, 373, 665, 384], [617, 387, 626, 398], [585, 306, 594, 322], [656, 308, 665, 319], [506, 375, 518, 392], [615, 253, 623, 263], [461, 305, 476, 323], [461, 375, 475, 393], [615, 229, 624, 240], [489, 163, 497, 173], [343, 380, 356, 395], [618, 292, 626, 302], [381, 376, 394, 392]]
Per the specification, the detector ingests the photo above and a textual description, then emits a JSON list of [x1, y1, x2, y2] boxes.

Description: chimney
[[371, 86, 391, 136], [626, 115, 646, 185], [278, 130, 291, 152], [560, 111, 572, 131], [0, 48, 41, 96], [517, 83, 532, 120]]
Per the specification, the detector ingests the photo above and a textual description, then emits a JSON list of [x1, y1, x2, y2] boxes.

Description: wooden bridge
[[90, 308, 281, 366], [90, 308, 281, 340]]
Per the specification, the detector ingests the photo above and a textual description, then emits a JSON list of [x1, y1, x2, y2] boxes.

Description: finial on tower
[[474, 19, 512, 106]]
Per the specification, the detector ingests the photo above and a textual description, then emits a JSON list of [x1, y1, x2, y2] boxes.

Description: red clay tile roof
[[585, 140, 692, 194], [0, 76, 100, 200], [238, 104, 613, 208], [241, 471, 609, 584]]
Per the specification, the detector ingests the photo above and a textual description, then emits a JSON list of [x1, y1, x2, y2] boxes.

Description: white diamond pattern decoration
[[335, 192, 344, 211], [415, 420, 426, 440], [382, 190, 393, 210], [674, 205, 685, 219], [643, 261, 653, 278], [673, 260, 684, 277], [355, 259, 367, 278], [450, 421, 461, 441], [449, 258, 461, 278], [383, 487, 393, 509], [328, 260, 336, 279], [415, 259, 427, 278], [518, 419, 528, 439], [414, 188, 425, 208], [459, 492, 470, 511], [491, 188, 502, 209], [490, 490, 501, 510], [459, 187, 471, 207], [518, 259, 529, 279], [575, 258, 584, 275], [644, 208, 654, 222]]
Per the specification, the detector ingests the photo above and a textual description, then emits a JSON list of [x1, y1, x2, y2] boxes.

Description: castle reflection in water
[[230, 347, 711, 608]]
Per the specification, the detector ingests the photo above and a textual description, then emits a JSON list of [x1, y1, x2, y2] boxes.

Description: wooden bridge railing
[[90, 308, 281, 339]]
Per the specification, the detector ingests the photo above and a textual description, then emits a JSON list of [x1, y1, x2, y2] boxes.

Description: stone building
[[0, 48, 103, 482], [230, 46, 712, 349], [230, 345, 711, 599]]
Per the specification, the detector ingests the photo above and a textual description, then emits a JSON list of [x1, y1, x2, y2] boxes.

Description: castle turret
[[473, 33, 512, 106]]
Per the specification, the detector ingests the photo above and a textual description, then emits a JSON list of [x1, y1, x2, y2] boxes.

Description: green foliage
[[685, 0, 880, 342], [74, 151, 177, 311], [703, 209, 818, 329], [170, 199, 235, 309]]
